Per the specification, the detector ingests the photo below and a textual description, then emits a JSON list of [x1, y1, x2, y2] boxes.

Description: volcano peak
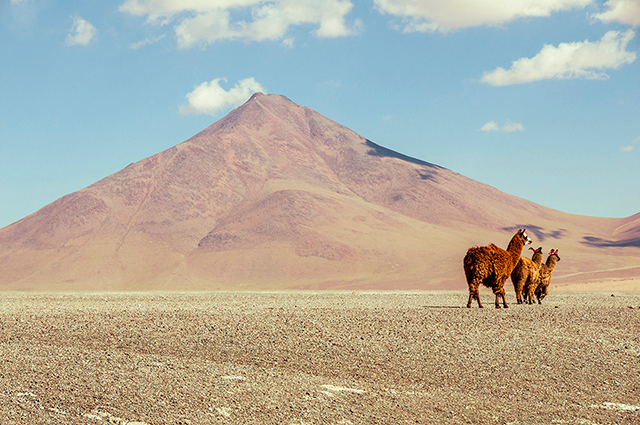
[[1, 94, 638, 291]]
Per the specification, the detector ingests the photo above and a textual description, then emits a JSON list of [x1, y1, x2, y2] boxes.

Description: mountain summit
[[1, 94, 638, 290]]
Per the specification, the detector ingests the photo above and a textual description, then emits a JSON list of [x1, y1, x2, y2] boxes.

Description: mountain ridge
[[1, 93, 638, 291]]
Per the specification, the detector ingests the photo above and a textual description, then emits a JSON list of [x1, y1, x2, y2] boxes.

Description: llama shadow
[[422, 305, 465, 309]]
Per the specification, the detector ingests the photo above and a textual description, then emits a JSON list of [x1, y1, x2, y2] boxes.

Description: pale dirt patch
[[320, 385, 366, 394], [0, 291, 639, 424], [592, 402, 640, 412], [215, 407, 232, 417]]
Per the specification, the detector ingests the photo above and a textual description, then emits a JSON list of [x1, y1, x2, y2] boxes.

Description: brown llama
[[532, 249, 561, 304], [512, 247, 543, 304], [463, 229, 532, 308]]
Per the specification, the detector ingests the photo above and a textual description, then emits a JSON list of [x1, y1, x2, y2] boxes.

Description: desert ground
[[0, 290, 639, 425]]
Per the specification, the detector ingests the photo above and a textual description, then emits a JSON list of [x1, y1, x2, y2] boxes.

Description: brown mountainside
[[1, 93, 639, 290]]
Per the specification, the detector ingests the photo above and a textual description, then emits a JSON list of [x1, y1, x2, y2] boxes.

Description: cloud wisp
[[481, 30, 637, 86], [374, 0, 591, 33], [65, 16, 97, 46], [119, 0, 362, 49], [179, 78, 267, 117], [129, 35, 165, 50], [592, 0, 640, 27], [621, 136, 640, 152], [480, 120, 525, 132]]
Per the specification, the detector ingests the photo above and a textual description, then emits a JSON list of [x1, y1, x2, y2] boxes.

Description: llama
[[463, 229, 532, 308], [511, 247, 543, 304], [532, 249, 561, 304]]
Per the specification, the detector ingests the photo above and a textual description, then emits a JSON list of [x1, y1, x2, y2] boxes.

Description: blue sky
[[1, 0, 639, 229]]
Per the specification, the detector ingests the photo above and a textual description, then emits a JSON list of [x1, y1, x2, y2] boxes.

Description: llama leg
[[494, 281, 507, 308], [467, 291, 483, 308], [516, 288, 523, 304], [468, 281, 483, 308], [495, 286, 508, 308], [470, 285, 483, 308], [537, 287, 547, 304], [493, 287, 502, 309], [467, 287, 475, 308], [501, 288, 508, 308], [521, 279, 532, 304]]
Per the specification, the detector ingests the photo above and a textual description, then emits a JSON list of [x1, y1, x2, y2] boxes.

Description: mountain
[[1, 93, 639, 291]]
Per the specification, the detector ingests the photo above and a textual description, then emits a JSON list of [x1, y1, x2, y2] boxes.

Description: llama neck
[[506, 237, 525, 265]]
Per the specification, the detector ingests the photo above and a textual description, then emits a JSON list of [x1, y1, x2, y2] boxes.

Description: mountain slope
[[1, 93, 638, 290]]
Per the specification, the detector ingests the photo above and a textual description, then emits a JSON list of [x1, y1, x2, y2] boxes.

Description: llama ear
[[549, 249, 555, 254]]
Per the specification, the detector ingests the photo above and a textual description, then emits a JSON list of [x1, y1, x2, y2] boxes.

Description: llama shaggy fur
[[532, 249, 561, 304], [512, 247, 543, 305], [463, 229, 532, 308]]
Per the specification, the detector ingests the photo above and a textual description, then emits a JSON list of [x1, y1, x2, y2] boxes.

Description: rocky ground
[[0, 290, 639, 425]]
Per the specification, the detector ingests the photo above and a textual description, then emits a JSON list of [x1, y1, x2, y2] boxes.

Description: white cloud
[[480, 120, 500, 132], [281, 37, 295, 48], [374, 0, 591, 33], [179, 77, 267, 116], [621, 137, 640, 152], [11, 0, 28, 4], [129, 34, 166, 49], [480, 120, 524, 132], [66, 16, 97, 46], [481, 30, 637, 86], [592, 0, 640, 27], [502, 120, 525, 132], [119, 0, 362, 48]]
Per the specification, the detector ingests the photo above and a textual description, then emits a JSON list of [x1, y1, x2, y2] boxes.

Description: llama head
[[520, 229, 532, 245], [508, 229, 532, 253], [530, 246, 543, 261], [546, 249, 561, 266]]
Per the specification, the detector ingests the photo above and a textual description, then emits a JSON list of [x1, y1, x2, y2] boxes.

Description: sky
[[1, 0, 639, 229]]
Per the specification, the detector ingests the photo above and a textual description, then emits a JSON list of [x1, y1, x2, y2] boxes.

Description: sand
[[0, 290, 639, 424]]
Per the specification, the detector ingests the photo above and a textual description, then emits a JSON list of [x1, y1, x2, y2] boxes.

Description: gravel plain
[[0, 290, 639, 425]]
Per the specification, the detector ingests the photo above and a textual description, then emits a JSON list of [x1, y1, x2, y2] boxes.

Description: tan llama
[[533, 249, 561, 304], [512, 247, 543, 304]]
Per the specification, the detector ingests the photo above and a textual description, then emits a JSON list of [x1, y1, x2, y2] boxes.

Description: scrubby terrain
[[1, 291, 639, 424]]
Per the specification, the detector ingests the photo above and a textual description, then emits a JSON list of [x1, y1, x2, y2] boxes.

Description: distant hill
[[1, 93, 638, 291]]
